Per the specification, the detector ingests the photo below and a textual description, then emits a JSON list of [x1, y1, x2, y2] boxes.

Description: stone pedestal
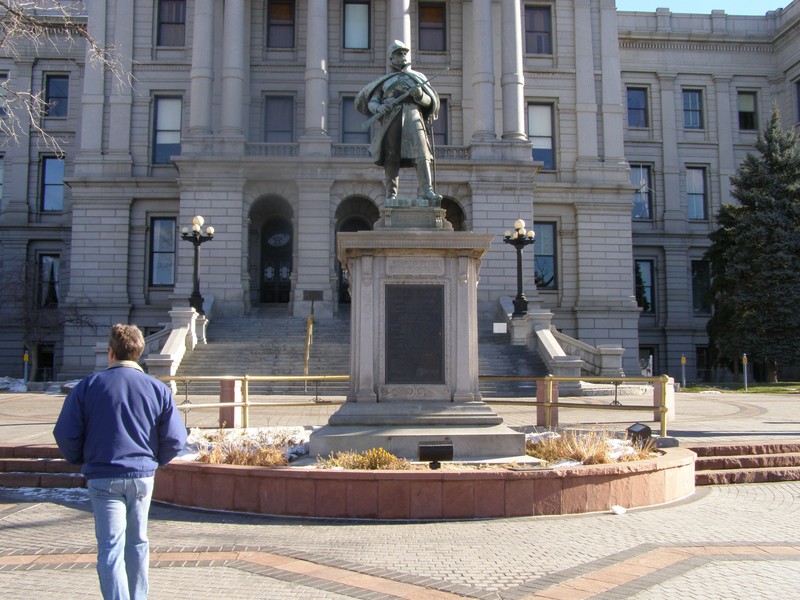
[[309, 208, 525, 460]]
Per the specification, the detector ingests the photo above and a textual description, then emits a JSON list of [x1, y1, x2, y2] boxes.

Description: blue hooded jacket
[[53, 362, 187, 480]]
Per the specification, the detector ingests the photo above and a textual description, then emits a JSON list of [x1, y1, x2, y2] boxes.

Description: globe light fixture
[[180, 215, 215, 315], [502, 219, 535, 317]]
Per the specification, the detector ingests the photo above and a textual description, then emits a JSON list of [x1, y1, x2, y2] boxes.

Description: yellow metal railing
[[303, 314, 314, 392], [163, 374, 349, 428], [480, 374, 671, 436], [162, 374, 670, 435]]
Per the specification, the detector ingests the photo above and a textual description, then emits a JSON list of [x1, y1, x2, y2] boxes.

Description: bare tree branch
[[0, 1, 131, 152]]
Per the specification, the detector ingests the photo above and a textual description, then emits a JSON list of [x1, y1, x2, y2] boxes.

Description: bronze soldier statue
[[356, 40, 442, 206]]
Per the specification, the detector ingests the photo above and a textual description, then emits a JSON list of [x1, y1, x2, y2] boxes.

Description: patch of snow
[[0, 377, 27, 392], [0, 487, 89, 503]]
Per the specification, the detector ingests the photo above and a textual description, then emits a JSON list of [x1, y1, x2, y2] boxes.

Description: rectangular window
[[41, 156, 64, 212], [153, 96, 182, 164], [344, 1, 369, 49], [534, 222, 557, 290], [797, 81, 800, 122], [738, 91, 757, 131], [631, 164, 653, 220], [528, 103, 555, 169], [419, 3, 446, 52], [626, 87, 648, 128], [264, 96, 294, 142], [157, 0, 186, 47], [525, 6, 552, 55], [342, 96, 369, 144], [686, 167, 707, 221], [691, 260, 711, 314], [267, 0, 295, 49], [0, 156, 4, 210], [44, 74, 69, 118], [150, 218, 176, 286], [634, 259, 655, 313], [38, 254, 60, 308], [683, 89, 703, 129], [0, 73, 7, 118], [433, 99, 448, 146]]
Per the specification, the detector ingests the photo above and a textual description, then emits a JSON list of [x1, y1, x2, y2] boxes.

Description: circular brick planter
[[154, 447, 696, 520]]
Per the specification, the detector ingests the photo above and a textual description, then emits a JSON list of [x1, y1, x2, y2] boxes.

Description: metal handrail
[[303, 314, 314, 391], [161, 374, 669, 435]]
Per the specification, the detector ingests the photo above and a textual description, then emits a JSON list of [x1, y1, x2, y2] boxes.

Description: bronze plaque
[[385, 284, 444, 383]]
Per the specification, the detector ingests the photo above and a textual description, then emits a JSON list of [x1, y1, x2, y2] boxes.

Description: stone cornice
[[619, 39, 773, 54]]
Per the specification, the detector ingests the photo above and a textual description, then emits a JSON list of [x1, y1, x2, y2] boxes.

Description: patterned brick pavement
[[1, 390, 800, 598]]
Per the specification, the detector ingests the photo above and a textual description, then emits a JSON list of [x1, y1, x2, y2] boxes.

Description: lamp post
[[181, 215, 215, 315], [503, 218, 535, 317]]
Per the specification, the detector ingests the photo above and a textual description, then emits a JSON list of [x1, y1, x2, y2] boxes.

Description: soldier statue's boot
[[416, 160, 442, 205], [385, 176, 399, 202], [385, 164, 400, 203]]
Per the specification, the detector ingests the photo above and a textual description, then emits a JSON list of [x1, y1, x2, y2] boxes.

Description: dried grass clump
[[197, 438, 289, 467], [526, 429, 655, 465], [192, 428, 307, 467], [317, 447, 411, 470]]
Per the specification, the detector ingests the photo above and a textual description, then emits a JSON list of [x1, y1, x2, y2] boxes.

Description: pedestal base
[[309, 424, 525, 461], [309, 401, 525, 460]]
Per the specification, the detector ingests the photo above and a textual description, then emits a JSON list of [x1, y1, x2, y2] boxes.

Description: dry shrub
[[526, 429, 655, 465], [317, 447, 411, 470], [197, 437, 288, 467]]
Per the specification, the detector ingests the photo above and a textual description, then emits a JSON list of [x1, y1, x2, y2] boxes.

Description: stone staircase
[[174, 305, 549, 399], [688, 441, 800, 485], [477, 314, 549, 398], [0, 445, 85, 489], [175, 305, 351, 397]]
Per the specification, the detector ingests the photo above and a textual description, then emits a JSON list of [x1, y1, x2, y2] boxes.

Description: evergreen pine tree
[[706, 108, 800, 381]]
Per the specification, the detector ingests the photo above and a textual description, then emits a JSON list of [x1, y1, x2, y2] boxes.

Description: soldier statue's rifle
[[361, 69, 448, 131]]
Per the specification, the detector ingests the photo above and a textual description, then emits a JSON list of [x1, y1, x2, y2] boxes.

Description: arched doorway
[[260, 218, 292, 303], [441, 197, 465, 231], [335, 197, 379, 304], [248, 196, 294, 306]]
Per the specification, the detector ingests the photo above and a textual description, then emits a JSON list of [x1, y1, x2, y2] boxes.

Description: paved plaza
[[1, 389, 799, 599]]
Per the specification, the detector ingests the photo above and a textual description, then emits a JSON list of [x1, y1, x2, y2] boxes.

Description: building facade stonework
[[0, 1, 796, 382]]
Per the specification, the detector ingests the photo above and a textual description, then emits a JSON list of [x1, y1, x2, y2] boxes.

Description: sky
[[615, 1, 785, 15]]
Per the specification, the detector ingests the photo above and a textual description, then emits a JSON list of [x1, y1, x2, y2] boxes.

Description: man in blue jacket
[[54, 323, 187, 600]]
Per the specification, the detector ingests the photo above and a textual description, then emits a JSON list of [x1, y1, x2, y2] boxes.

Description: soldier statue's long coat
[[355, 66, 440, 168]]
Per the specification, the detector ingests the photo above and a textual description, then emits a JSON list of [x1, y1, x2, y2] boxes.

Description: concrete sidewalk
[[1, 390, 799, 599]]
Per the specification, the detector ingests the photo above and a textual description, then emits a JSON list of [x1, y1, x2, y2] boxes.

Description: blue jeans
[[88, 477, 154, 600]]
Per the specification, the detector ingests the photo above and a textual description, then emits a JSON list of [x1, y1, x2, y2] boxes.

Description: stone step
[[0, 444, 62, 459], [0, 457, 81, 474], [685, 442, 800, 486], [0, 471, 86, 488], [686, 442, 800, 457], [695, 453, 800, 471], [695, 466, 800, 486]]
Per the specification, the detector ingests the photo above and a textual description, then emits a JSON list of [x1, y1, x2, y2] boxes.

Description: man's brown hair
[[108, 324, 145, 362]]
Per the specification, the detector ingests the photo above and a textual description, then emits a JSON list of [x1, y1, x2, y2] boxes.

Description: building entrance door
[[260, 219, 292, 303]]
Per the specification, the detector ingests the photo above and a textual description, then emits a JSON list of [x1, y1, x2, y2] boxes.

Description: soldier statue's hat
[[387, 40, 410, 59]]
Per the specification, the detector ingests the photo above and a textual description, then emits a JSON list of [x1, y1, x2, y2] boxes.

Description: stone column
[[471, 0, 496, 142], [714, 76, 735, 207], [388, 0, 411, 46], [107, 0, 134, 171], [220, 0, 245, 139], [598, 0, 626, 164], [77, 0, 105, 164], [573, 0, 599, 168], [188, 0, 215, 136], [658, 75, 682, 232], [500, 0, 526, 141], [293, 180, 335, 318], [300, 0, 331, 155]]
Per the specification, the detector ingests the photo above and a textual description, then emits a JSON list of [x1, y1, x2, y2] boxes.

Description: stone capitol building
[[0, 0, 796, 383]]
